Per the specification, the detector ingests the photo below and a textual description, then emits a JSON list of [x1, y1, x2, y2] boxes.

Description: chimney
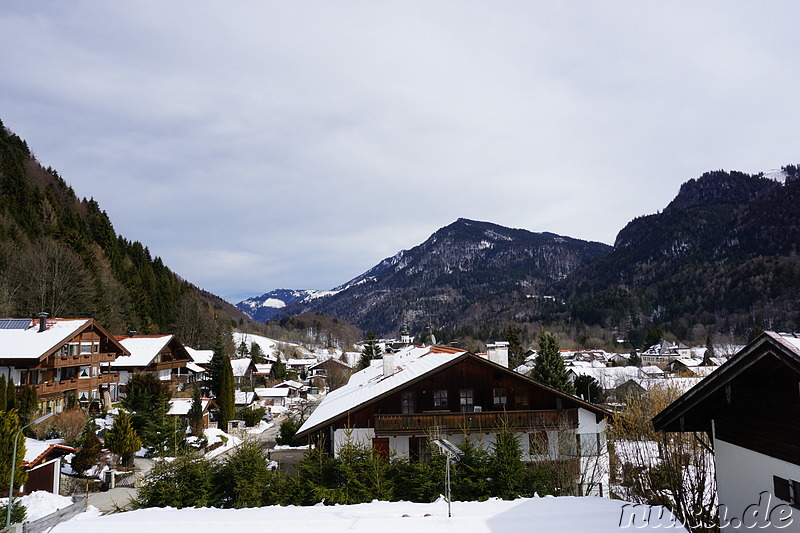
[[383, 353, 395, 377], [487, 341, 509, 368], [38, 312, 49, 332]]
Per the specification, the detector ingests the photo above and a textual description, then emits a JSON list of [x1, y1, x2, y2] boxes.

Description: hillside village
[[4, 309, 794, 532]]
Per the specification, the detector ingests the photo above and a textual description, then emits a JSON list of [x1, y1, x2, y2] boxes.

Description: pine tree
[[0, 375, 6, 411], [249, 343, 264, 364], [216, 354, 235, 431], [18, 385, 38, 425], [209, 334, 228, 398], [236, 340, 249, 359], [0, 409, 27, 491], [504, 325, 525, 369], [488, 418, 527, 499], [188, 385, 204, 437], [574, 375, 601, 403], [627, 350, 642, 367], [6, 377, 16, 410], [105, 410, 142, 468], [357, 332, 382, 370], [532, 332, 575, 395], [702, 336, 715, 366], [71, 426, 102, 475]]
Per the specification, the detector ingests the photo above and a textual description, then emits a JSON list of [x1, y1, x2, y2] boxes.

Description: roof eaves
[[652, 332, 800, 431]]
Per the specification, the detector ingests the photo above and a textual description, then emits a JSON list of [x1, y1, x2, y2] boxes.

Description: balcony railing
[[374, 408, 578, 436], [25, 373, 120, 396], [50, 352, 117, 367]]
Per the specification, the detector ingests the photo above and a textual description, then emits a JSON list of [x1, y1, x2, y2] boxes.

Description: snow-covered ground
[[50, 496, 686, 533], [1, 491, 77, 522]]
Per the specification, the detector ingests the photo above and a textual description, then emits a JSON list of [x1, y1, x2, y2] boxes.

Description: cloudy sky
[[1, 2, 798, 304]]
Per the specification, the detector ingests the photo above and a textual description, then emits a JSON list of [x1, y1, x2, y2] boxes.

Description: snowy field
[[50, 496, 687, 533]]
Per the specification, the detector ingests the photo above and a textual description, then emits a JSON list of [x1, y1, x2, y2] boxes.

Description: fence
[[22, 497, 87, 533]]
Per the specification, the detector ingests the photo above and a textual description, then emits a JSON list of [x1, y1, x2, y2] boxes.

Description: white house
[[653, 332, 800, 531]]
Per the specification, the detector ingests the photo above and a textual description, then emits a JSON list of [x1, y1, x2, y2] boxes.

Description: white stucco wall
[[715, 439, 799, 531], [333, 427, 375, 456]]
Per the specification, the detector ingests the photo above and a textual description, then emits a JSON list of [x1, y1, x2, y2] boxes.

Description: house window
[[80, 343, 92, 354], [401, 391, 415, 414], [529, 430, 549, 457], [433, 390, 448, 409], [459, 389, 474, 412], [493, 388, 508, 409], [774, 476, 800, 508], [578, 433, 600, 456], [409, 437, 429, 462], [514, 388, 530, 409]]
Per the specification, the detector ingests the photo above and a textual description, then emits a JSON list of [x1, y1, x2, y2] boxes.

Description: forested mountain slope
[[274, 218, 612, 335], [563, 167, 800, 340], [0, 119, 247, 346]]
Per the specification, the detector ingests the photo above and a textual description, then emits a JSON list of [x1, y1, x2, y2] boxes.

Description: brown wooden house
[[112, 334, 192, 390], [0, 315, 127, 412], [297, 345, 611, 496], [653, 332, 800, 531]]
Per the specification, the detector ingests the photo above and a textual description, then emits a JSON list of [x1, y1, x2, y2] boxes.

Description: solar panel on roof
[[0, 318, 32, 330]]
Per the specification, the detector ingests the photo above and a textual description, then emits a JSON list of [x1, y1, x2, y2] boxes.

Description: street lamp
[[6, 412, 55, 528], [432, 438, 463, 518]]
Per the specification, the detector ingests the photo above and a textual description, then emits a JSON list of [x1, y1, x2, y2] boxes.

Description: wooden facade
[[300, 354, 606, 440], [0, 319, 127, 411], [653, 332, 800, 466]]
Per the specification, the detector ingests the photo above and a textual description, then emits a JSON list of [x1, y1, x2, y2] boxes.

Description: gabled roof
[[22, 438, 76, 467], [167, 397, 216, 416], [230, 357, 254, 377], [113, 335, 189, 368], [653, 332, 800, 433], [297, 346, 610, 438], [185, 347, 213, 365], [254, 387, 290, 398], [0, 318, 127, 361]]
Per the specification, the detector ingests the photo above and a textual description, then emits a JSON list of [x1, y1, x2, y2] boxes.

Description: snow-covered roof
[[185, 362, 207, 374], [254, 363, 273, 374], [230, 358, 253, 377], [298, 346, 466, 436], [568, 366, 643, 390], [0, 319, 92, 359], [185, 347, 213, 365], [167, 398, 213, 416], [672, 358, 702, 368], [235, 391, 256, 405], [286, 358, 315, 367], [23, 438, 74, 466], [275, 379, 305, 390], [113, 335, 174, 368], [254, 387, 290, 398]]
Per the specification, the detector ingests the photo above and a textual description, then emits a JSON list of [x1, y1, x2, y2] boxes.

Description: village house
[[0, 315, 127, 412], [297, 344, 611, 497], [22, 438, 75, 494], [112, 335, 192, 392], [640, 340, 691, 366], [167, 397, 219, 430], [230, 357, 256, 386], [254, 387, 290, 407], [653, 332, 800, 531]]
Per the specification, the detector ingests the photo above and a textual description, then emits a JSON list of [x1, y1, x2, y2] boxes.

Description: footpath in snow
[[50, 496, 687, 533]]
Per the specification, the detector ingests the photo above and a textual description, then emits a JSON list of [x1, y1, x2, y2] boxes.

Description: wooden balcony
[[27, 373, 120, 397], [153, 360, 187, 371], [374, 408, 578, 436], [49, 352, 117, 368]]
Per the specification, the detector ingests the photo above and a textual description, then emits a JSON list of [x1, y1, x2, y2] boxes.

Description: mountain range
[[239, 167, 800, 342]]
